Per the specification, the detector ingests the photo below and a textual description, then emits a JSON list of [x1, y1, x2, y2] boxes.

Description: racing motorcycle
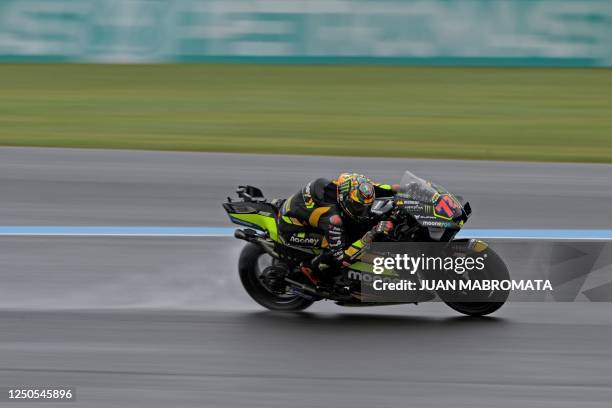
[[222, 171, 510, 316]]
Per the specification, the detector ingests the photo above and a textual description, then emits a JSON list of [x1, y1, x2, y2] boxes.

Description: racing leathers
[[277, 176, 398, 272]]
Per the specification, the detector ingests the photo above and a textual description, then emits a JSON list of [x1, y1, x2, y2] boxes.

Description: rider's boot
[[300, 260, 349, 298]]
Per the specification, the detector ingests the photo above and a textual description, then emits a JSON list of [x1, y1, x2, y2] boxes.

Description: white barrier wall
[[0, 0, 611, 65]]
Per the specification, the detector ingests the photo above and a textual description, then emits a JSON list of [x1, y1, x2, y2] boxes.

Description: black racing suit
[[277, 177, 397, 269]]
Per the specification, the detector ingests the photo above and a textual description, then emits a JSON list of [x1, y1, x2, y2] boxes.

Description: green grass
[[1, 64, 611, 162]]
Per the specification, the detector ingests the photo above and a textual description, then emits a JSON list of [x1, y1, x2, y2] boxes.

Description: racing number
[[435, 195, 457, 219]]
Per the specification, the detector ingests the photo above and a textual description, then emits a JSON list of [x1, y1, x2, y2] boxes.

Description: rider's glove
[[373, 220, 394, 236]]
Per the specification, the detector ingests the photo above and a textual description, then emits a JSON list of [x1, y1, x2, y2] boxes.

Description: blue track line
[[0, 226, 611, 240]]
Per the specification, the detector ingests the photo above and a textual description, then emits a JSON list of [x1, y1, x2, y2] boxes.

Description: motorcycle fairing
[[223, 202, 279, 242]]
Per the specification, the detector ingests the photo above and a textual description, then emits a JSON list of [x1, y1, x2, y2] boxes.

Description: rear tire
[[238, 243, 314, 311]]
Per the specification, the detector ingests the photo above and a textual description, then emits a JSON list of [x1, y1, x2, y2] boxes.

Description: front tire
[[238, 243, 314, 311], [442, 247, 510, 317]]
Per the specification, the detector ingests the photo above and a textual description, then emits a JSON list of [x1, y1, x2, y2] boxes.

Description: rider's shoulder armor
[[302, 178, 334, 207]]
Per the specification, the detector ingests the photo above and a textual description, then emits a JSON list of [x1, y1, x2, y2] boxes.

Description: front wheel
[[442, 247, 510, 317], [238, 243, 314, 311]]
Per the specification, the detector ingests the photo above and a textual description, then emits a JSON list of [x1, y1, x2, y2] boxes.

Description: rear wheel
[[442, 247, 510, 317], [238, 243, 314, 311]]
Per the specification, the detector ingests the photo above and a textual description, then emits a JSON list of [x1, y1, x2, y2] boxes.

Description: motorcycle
[[222, 171, 510, 316]]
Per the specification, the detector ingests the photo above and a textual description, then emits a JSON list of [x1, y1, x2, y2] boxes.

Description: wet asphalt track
[[1, 147, 612, 407], [2, 305, 612, 408]]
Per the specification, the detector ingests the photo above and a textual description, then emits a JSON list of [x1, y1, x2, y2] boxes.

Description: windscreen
[[399, 171, 440, 203], [399, 171, 463, 221]]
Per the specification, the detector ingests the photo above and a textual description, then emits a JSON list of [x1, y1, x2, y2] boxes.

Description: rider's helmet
[[336, 173, 375, 222]]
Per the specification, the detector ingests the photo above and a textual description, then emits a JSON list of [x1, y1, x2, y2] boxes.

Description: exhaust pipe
[[234, 228, 279, 258], [234, 229, 247, 240]]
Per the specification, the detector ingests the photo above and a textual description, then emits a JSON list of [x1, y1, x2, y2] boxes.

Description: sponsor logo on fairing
[[347, 269, 402, 284], [289, 235, 320, 246]]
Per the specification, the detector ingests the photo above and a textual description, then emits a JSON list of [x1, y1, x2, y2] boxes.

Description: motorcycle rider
[[277, 172, 399, 285]]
